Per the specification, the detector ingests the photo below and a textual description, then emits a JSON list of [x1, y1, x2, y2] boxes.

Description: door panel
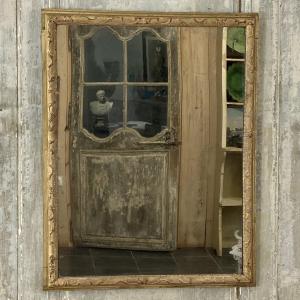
[[75, 150, 176, 250], [70, 25, 180, 250]]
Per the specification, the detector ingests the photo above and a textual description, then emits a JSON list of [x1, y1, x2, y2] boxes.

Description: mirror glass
[[82, 85, 123, 137], [84, 27, 123, 82], [127, 86, 168, 137], [56, 24, 246, 277], [127, 31, 168, 82]]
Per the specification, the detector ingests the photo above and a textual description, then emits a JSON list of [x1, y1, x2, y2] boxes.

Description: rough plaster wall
[[1, 0, 300, 299], [277, 1, 300, 299]]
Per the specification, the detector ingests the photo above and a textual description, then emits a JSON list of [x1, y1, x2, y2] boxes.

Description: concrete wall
[[1, 0, 300, 299]]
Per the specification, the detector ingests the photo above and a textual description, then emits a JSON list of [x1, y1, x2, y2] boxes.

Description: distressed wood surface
[[240, 0, 280, 299], [59, 0, 236, 12], [205, 27, 222, 248], [0, 1, 18, 300], [2, 0, 300, 299], [75, 151, 175, 250], [17, 0, 60, 299], [278, 1, 300, 299], [221, 154, 243, 249], [178, 27, 219, 248], [68, 24, 180, 251], [57, 25, 72, 247]]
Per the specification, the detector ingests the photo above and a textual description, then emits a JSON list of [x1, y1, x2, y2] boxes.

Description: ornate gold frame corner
[[42, 9, 258, 290]]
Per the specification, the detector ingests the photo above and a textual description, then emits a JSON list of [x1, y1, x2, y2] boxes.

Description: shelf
[[221, 197, 243, 207], [227, 102, 244, 106], [226, 58, 245, 62], [212, 27, 245, 257], [222, 147, 243, 153]]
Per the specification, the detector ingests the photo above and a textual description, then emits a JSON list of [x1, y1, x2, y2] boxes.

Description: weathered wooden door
[[69, 25, 180, 250]]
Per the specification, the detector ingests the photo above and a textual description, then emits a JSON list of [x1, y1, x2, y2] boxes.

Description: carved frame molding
[[42, 9, 258, 289]]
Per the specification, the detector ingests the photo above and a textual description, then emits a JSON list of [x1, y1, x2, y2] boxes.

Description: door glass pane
[[127, 31, 168, 82], [82, 85, 123, 138], [84, 27, 123, 82], [127, 86, 168, 137]]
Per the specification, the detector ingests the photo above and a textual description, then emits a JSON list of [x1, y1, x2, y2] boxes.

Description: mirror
[[42, 10, 257, 289]]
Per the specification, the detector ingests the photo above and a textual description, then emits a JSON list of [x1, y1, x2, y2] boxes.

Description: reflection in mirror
[[227, 62, 245, 103], [84, 27, 123, 82], [127, 86, 168, 137], [55, 24, 249, 279], [82, 85, 123, 137], [127, 31, 168, 82], [226, 106, 244, 148], [226, 27, 245, 59]]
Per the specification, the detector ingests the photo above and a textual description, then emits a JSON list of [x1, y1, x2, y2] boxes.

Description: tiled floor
[[59, 247, 238, 276]]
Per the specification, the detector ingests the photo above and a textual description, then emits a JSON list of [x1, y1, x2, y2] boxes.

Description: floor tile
[[94, 256, 138, 276], [132, 250, 172, 259], [136, 257, 177, 275], [213, 254, 237, 269], [174, 256, 221, 274], [90, 247, 132, 258], [206, 247, 238, 273], [172, 247, 209, 258], [58, 255, 94, 277], [58, 246, 239, 277]]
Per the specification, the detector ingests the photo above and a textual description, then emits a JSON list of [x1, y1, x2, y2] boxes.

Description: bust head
[[96, 90, 106, 103]]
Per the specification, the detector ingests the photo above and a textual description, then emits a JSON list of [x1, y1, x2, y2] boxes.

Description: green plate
[[227, 27, 245, 54], [227, 63, 245, 102]]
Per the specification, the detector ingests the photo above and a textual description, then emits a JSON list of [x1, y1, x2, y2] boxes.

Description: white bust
[[89, 90, 113, 116]]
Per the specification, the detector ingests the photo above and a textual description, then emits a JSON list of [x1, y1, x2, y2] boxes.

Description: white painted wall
[[1, 0, 300, 299]]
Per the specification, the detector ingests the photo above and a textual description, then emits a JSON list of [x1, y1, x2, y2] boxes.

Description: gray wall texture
[[1, 0, 300, 299]]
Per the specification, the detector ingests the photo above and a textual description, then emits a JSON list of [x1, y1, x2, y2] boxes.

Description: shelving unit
[[222, 197, 243, 207], [213, 27, 245, 256]]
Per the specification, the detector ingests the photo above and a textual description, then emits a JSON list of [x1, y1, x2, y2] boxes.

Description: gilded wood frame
[[42, 9, 258, 289]]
